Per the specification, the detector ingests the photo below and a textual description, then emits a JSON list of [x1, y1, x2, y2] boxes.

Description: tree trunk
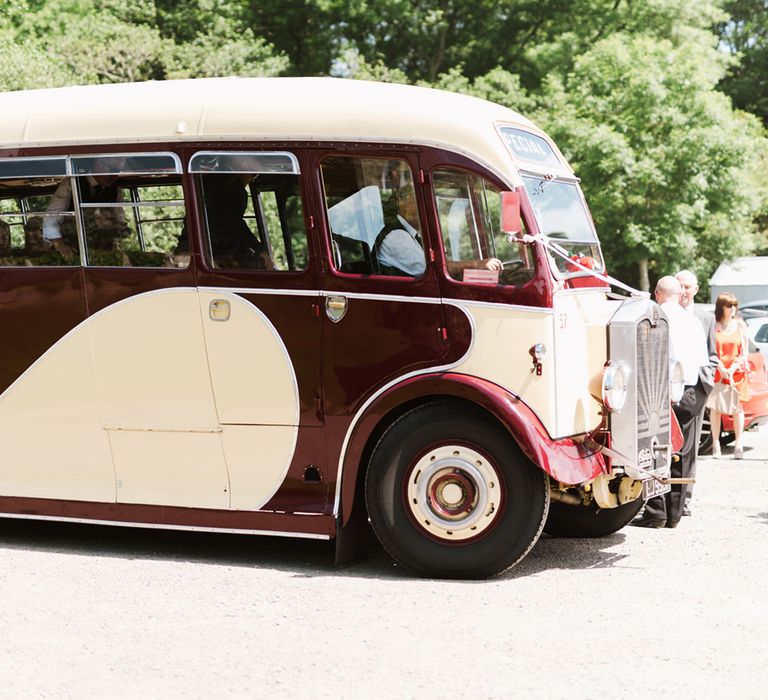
[[638, 258, 650, 293]]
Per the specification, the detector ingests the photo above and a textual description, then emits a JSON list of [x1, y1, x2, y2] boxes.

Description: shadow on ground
[[0, 517, 631, 582]]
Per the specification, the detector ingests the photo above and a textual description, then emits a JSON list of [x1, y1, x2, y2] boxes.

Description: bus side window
[[191, 151, 308, 272], [0, 157, 80, 267], [433, 168, 536, 287], [71, 154, 186, 268], [320, 155, 426, 278]]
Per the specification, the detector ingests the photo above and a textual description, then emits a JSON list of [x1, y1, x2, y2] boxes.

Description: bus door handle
[[209, 299, 231, 322], [325, 295, 348, 323]]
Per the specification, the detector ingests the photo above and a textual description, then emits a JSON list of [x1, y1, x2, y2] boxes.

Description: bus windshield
[[522, 175, 604, 276]]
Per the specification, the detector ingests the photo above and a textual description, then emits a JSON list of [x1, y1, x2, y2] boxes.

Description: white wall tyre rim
[[405, 444, 503, 541]]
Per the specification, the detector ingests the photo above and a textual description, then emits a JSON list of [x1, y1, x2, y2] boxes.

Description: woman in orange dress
[[706, 292, 749, 459]]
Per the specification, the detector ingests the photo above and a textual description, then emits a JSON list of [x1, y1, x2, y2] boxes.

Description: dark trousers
[[645, 379, 707, 523], [686, 408, 705, 504]]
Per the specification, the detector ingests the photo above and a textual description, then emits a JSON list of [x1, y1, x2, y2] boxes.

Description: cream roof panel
[[0, 77, 572, 184]]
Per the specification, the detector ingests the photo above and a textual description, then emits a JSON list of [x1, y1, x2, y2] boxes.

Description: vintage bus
[[0, 78, 678, 578]]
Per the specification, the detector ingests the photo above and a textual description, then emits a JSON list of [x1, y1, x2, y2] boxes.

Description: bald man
[[632, 275, 709, 528]]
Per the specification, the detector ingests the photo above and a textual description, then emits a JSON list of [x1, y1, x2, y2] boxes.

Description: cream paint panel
[[89, 289, 219, 431], [199, 290, 298, 426], [221, 425, 296, 510], [552, 291, 619, 437], [110, 430, 229, 508], [453, 306, 557, 436], [0, 325, 114, 502]]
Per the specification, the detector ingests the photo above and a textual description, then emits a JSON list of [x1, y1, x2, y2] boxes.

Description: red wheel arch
[[337, 372, 607, 526]]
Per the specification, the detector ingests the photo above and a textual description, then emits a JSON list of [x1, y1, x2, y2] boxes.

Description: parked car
[[699, 336, 768, 453], [746, 316, 768, 355], [738, 299, 768, 320]]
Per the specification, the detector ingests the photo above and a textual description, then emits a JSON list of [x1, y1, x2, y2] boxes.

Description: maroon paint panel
[[0, 496, 336, 537], [0, 268, 87, 393], [82, 267, 197, 315], [336, 373, 607, 525], [321, 297, 447, 415]]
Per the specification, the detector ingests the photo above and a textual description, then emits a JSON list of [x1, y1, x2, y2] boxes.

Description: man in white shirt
[[676, 269, 718, 515], [375, 187, 427, 277], [633, 275, 709, 528]]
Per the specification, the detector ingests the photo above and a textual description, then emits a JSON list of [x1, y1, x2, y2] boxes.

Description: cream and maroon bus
[[0, 78, 678, 578]]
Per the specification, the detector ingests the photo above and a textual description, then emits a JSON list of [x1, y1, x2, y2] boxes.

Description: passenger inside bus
[[201, 173, 273, 270], [43, 158, 128, 260]]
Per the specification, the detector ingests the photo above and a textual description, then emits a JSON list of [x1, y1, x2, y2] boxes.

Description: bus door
[[0, 156, 106, 502], [190, 150, 324, 512], [315, 152, 447, 425], [75, 152, 224, 509]]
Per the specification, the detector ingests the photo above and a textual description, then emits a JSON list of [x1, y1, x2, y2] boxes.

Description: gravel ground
[[1, 429, 766, 699]]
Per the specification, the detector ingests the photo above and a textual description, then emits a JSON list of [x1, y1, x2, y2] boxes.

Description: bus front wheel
[[365, 401, 549, 579]]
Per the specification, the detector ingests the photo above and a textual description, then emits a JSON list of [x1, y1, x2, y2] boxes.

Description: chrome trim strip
[[199, 286, 554, 313], [67, 151, 183, 175], [0, 512, 330, 540], [198, 286, 320, 298], [189, 150, 300, 175]]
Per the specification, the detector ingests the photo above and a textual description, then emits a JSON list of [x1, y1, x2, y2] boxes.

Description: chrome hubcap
[[406, 445, 502, 541]]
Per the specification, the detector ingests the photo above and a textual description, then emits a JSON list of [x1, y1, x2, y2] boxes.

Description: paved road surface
[[1, 429, 766, 698]]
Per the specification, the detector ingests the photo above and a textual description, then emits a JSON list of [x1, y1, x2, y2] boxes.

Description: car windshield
[[522, 175, 604, 277]]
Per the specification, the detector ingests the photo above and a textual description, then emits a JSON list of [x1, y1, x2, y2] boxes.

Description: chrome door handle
[[325, 295, 348, 322]]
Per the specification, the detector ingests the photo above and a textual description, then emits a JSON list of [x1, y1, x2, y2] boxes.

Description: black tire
[[543, 497, 644, 538], [365, 401, 549, 579]]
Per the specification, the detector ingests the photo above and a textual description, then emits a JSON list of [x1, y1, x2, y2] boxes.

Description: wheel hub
[[406, 445, 501, 541]]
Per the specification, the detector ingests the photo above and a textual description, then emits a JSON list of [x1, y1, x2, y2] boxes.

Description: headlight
[[602, 361, 629, 413], [670, 359, 685, 403]]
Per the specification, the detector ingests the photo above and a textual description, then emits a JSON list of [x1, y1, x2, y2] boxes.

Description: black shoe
[[682, 505, 691, 517], [630, 515, 667, 528], [666, 519, 681, 528]]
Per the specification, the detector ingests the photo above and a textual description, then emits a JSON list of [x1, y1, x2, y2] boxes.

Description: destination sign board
[[501, 128, 561, 167]]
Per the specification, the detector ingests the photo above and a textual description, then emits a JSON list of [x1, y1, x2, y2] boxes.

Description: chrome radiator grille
[[636, 317, 670, 440], [608, 299, 671, 470]]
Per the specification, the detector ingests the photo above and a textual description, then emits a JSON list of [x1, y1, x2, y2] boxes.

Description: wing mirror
[[500, 190, 522, 235]]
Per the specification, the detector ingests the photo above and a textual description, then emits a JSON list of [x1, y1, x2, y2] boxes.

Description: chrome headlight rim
[[602, 360, 630, 413]]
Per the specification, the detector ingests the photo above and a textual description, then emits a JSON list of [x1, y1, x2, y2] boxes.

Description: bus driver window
[[321, 156, 426, 277]]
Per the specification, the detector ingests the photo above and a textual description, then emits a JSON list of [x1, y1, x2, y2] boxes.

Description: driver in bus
[[376, 184, 503, 278], [374, 185, 426, 277]]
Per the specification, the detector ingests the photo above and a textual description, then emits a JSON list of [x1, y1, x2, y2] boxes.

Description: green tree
[[535, 34, 768, 291], [718, 0, 768, 126], [0, 0, 286, 89]]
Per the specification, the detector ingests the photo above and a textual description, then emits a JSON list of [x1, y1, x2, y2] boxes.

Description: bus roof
[[0, 77, 571, 184]]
